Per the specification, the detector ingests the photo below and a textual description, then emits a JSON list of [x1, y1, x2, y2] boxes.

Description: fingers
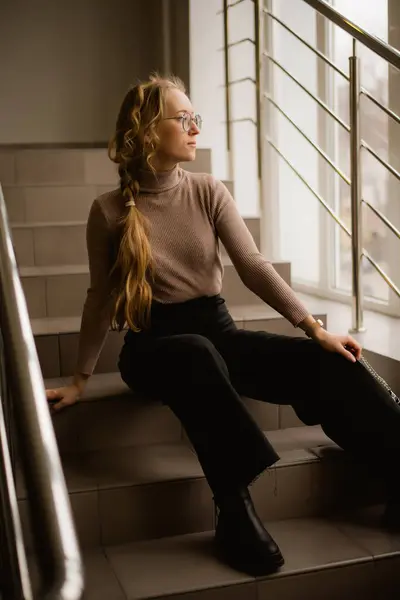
[[344, 336, 363, 360], [337, 343, 357, 363], [50, 399, 67, 413], [52, 400, 66, 412]]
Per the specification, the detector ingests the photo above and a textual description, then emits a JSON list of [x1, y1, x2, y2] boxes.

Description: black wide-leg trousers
[[118, 295, 400, 497]]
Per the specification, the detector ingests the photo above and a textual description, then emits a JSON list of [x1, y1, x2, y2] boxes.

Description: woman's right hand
[[46, 384, 81, 413]]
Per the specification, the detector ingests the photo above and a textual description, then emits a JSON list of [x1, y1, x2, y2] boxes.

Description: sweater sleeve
[[211, 178, 310, 326], [76, 199, 115, 375]]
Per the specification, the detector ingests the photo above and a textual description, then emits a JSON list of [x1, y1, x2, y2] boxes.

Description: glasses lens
[[182, 114, 191, 131], [194, 114, 202, 130]]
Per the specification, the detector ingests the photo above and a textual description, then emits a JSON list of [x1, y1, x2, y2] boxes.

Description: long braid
[[108, 74, 186, 331]]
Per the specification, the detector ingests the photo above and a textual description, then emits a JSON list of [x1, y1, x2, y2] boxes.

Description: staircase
[[1, 147, 399, 599]]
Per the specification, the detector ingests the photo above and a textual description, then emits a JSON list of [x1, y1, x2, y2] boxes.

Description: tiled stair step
[[3, 177, 233, 224], [33, 307, 327, 378], [11, 215, 258, 267], [27, 511, 400, 600], [17, 426, 385, 552], [43, 368, 330, 453], [28, 510, 400, 600], [4, 178, 234, 226], [0, 147, 212, 188], [20, 260, 292, 319]]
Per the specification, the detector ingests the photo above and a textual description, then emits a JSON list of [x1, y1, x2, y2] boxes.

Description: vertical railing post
[[254, 0, 267, 252], [349, 40, 365, 332], [223, 0, 234, 180]]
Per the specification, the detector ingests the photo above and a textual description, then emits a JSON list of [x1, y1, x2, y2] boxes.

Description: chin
[[179, 148, 196, 163]]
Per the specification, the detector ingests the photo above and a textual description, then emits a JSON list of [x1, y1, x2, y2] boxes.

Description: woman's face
[[154, 88, 200, 168]]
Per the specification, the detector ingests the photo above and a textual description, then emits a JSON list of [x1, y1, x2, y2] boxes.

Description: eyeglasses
[[163, 113, 203, 132]]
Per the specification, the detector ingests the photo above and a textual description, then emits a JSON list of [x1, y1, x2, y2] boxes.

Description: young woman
[[47, 74, 400, 577]]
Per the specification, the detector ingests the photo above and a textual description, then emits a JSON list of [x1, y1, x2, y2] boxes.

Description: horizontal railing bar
[[264, 52, 351, 132], [219, 37, 255, 51], [303, 0, 400, 71], [265, 94, 351, 185], [226, 77, 256, 86], [363, 251, 400, 298], [228, 117, 257, 125], [361, 141, 400, 182], [266, 137, 351, 236], [266, 140, 400, 299], [217, 0, 247, 14], [360, 88, 400, 127], [263, 9, 349, 80], [362, 198, 400, 241]]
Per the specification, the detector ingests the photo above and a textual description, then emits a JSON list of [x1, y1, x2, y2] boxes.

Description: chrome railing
[[222, 0, 400, 331], [0, 183, 84, 599]]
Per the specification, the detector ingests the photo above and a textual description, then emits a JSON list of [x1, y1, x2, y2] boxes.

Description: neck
[[138, 163, 183, 193], [150, 156, 179, 172]]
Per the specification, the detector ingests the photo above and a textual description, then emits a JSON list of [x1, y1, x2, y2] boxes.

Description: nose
[[189, 121, 200, 135]]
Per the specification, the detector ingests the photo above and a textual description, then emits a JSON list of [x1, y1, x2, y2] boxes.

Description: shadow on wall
[[0, 0, 189, 146]]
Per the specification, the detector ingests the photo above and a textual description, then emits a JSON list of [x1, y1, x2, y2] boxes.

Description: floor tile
[[263, 517, 372, 576], [105, 532, 253, 600], [329, 505, 400, 557], [257, 562, 375, 600], [153, 582, 257, 600]]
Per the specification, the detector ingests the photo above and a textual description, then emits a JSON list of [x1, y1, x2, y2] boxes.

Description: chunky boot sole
[[215, 538, 285, 577]]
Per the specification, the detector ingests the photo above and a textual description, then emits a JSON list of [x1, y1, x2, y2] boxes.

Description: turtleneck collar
[[138, 164, 183, 194]]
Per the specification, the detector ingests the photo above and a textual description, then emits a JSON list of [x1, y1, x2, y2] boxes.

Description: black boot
[[214, 487, 284, 576]]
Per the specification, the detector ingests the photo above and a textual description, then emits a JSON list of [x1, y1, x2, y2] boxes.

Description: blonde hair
[[108, 73, 186, 332]]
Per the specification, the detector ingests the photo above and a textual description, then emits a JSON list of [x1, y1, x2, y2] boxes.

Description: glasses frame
[[163, 112, 203, 132]]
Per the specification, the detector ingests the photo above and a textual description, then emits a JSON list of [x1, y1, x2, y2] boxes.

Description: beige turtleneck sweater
[[76, 166, 310, 375]]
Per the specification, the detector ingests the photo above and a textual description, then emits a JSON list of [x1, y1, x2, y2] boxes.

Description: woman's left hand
[[313, 329, 362, 363]]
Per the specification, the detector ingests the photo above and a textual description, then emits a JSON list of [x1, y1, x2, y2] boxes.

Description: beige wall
[[0, 0, 189, 145]]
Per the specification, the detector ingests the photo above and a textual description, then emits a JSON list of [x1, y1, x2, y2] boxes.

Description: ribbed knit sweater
[[76, 165, 310, 375]]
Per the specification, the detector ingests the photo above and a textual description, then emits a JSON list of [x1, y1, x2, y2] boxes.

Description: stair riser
[[12, 216, 258, 267], [36, 311, 326, 379], [48, 396, 312, 455], [1, 148, 211, 188], [17, 454, 384, 551], [22, 262, 290, 319]]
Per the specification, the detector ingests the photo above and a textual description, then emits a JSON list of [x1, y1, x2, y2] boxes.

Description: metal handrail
[[264, 8, 400, 138], [267, 137, 351, 237], [0, 184, 84, 599], [360, 89, 400, 127], [267, 137, 400, 300], [263, 9, 349, 81], [264, 52, 351, 132], [302, 0, 400, 71], [265, 93, 351, 186], [362, 198, 400, 241], [217, 0, 247, 14], [361, 141, 400, 182], [222, 0, 400, 330]]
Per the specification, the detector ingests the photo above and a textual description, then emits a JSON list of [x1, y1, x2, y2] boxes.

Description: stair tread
[[26, 508, 400, 600], [21, 258, 290, 278], [16, 426, 335, 499], [20, 264, 89, 277], [12, 220, 87, 228], [29, 512, 397, 600], [31, 306, 296, 336], [102, 516, 378, 599]]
